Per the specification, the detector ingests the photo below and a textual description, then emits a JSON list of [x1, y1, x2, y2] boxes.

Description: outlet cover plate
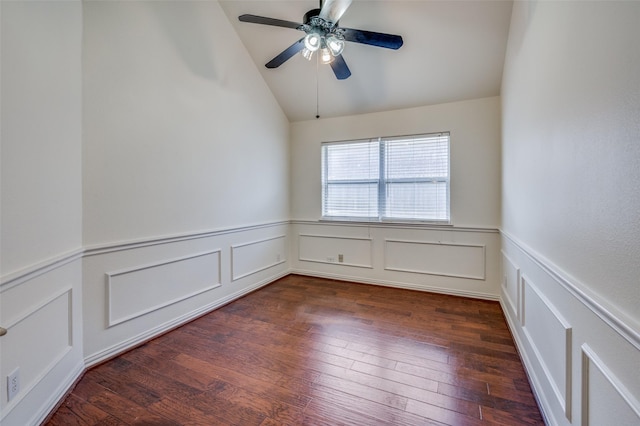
[[7, 367, 20, 402]]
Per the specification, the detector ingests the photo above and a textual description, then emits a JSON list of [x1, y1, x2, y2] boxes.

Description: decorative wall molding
[[501, 230, 640, 351], [384, 239, 486, 280], [0, 248, 83, 291], [3, 221, 287, 424], [1, 222, 288, 291], [500, 250, 520, 322], [106, 250, 222, 327], [231, 235, 287, 281], [298, 234, 373, 268], [2, 286, 73, 342], [581, 344, 640, 426], [522, 277, 573, 420], [518, 274, 526, 327], [85, 221, 290, 257], [0, 288, 73, 420], [85, 270, 289, 367]]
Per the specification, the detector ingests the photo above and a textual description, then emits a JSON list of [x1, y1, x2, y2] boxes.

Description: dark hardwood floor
[[45, 275, 544, 425]]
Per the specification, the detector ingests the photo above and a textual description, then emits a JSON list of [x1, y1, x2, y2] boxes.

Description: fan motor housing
[[303, 9, 322, 24]]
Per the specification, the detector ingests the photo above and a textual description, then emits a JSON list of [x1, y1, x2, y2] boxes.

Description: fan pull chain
[[316, 53, 320, 119]]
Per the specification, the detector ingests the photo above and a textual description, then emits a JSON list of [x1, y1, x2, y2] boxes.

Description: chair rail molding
[[501, 230, 640, 351]]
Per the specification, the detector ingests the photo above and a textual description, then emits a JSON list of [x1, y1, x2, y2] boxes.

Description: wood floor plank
[[480, 405, 546, 425], [349, 361, 482, 418], [69, 378, 169, 424], [405, 398, 484, 426], [313, 340, 400, 369], [347, 360, 439, 393], [203, 385, 306, 425], [148, 396, 248, 426], [306, 385, 439, 426], [47, 394, 121, 425], [394, 360, 492, 392], [44, 275, 544, 425], [120, 348, 220, 391], [172, 353, 313, 409], [313, 372, 409, 410], [87, 368, 163, 408], [437, 381, 542, 420], [108, 359, 203, 404]]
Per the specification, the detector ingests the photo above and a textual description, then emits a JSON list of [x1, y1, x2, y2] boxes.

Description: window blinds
[[322, 133, 450, 222]]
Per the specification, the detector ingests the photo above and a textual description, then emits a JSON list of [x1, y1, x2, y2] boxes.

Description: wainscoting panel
[[581, 344, 640, 426], [298, 234, 373, 268], [522, 277, 572, 420], [231, 235, 287, 281], [501, 250, 520, 321], [1, 288, 72, 413], [0, 259, 84, 426], [291, 221, 501, 299], [83, 222, 290, 368], [501, 231, 640, 426], [385, 239, 485, 280], [3, 223, 291, 425], [106, 250, 222, 327]]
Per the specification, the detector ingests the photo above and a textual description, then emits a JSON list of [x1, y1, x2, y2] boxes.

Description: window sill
[[319, 217, 453, 227], [291, 219, 499, 234]]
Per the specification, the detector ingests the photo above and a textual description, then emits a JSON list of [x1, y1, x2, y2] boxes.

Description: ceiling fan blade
[[330, 55, 351, 80], [239, 14, 302, 30], [319, 0, 353, 24], [341, 28, 404, 50], [265, 38, 305, 69]]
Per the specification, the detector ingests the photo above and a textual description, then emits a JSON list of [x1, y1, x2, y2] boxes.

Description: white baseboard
[[500, 299, 555, 426], [291, 268, 499, 301], [28, 360, 84, 426]]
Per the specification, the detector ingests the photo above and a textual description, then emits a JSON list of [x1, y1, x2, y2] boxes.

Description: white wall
[[501, 2, 640, 425], [81, 0, 291, 363], [290, 98, 502, 299], [291, 97, 501, 228], [0, 2, 84, 425], [83, 1, 290, 246], [1, 1, 83, 276], [502, 0, 640, 328]]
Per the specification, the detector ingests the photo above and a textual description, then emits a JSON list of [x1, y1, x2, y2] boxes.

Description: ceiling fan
[[238, 0, 403, 80]]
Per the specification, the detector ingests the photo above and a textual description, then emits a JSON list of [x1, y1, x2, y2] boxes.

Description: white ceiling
[[219, 0, 513, 122]]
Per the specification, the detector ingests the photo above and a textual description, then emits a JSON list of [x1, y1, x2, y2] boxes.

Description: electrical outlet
[[338, 254, 344, 263], [276, 253, 281, 262], [7, 367, 20, 402]]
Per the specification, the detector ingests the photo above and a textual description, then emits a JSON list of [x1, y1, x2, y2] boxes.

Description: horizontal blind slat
[[322, 133, 450, 221]]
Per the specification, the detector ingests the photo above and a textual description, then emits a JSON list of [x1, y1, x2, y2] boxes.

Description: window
[[321, 132, 450, 222]]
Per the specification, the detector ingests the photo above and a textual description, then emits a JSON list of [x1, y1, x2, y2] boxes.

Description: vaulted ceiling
[[219, 0, 513, 122]]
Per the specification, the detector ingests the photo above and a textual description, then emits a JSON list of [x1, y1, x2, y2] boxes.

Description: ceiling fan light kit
[[326, 34, 345, 56], [301, 46, 314, 61], [320, 47, 333, 64], [303, 30, 322, 52], [238, 0, 403, 80]]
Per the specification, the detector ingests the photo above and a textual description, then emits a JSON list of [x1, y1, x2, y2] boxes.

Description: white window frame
[[321, 132, 451, 224]]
